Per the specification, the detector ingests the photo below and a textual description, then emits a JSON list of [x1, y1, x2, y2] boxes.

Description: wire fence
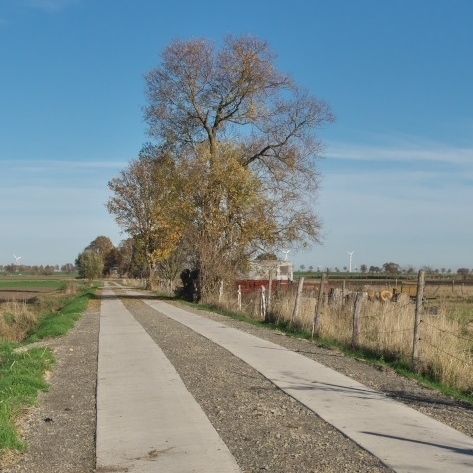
[[234, 272, 473, 392]]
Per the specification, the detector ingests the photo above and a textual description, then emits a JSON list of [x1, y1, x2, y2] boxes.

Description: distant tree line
[[297, 262, 472, 279], [74, 235, 185, 284], [1, 263, 75, 275]]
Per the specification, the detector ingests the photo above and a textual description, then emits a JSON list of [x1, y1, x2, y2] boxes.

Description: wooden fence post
[[291, 277, 304, 324], [260, 286, 266, 319], [237, 285, 242, 312], [352, 292, 365, 348], [412, 270, 425, 372], [266, 270, 273, 321], [312, 273, 326, 338], [218, 280, 224, 303]]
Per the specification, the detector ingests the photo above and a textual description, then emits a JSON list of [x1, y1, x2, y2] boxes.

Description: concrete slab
[[96, 289, 241, 473], [139, 297, 473, 473]]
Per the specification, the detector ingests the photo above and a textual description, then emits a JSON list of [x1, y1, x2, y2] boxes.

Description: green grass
[[1, 271, 78, 277], [0, 272, 78, 282], [0, 344, 54, 451], [332, 343, 473, 404], [174, 299, 267, 327], [24, 288, 96, 343], [0, 286, 97, 455], [0, 279, 66, 290]]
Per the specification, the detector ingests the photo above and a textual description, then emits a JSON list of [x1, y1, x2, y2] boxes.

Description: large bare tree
[[141, 36, 333, 301]]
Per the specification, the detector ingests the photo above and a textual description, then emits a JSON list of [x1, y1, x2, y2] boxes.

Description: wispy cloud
[[2, 159, 127, 172], [310, 132, 473, 268], [0, 159, 126, 197], [325, 140, 473, 165], [22, 0, 79, 11]]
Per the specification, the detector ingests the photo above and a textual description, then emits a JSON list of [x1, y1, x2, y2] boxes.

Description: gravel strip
[[124, 297, 390, 473], [167, 301, 473, 438], [1, 299, 99, 473], [2, 289, 472, 472]]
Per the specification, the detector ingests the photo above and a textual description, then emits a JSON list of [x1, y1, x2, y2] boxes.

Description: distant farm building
[[236, 260, 294, 294]]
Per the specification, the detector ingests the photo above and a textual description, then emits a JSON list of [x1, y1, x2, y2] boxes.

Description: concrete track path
[[97, 286, 473, 473], [96, 287, 241, 473]]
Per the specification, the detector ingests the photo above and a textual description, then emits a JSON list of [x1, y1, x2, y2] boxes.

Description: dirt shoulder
[[1, 299, 99, 473]]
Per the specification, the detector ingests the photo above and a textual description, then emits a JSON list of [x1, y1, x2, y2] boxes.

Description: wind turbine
[[13, 254, 22, 273], [347, 251, 355, 273], [282, 249, 291, 261]]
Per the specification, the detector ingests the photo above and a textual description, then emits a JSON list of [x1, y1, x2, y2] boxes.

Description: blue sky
[[1, 0, 472, 271]]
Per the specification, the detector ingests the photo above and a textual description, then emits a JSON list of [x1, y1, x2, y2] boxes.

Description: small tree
[[457, 268, 470, 280], [41, 265, 55, 276], [157, 244, 190, 292], [76, 250, 104, 280], [383, 262, 400, 275], [115, 238, 134, 277], [86, 236, 114, 256], [61, 263, 75, 274], [104, 247, 121, 276]]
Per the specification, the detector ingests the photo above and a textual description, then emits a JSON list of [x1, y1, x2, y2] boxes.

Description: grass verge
[[24, 288, 96, 343], [0, 286, 97, 455], [0, 344, 54, 451]]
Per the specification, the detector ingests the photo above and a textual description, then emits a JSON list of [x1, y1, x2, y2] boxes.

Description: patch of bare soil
[[0, 288, 56, 302]]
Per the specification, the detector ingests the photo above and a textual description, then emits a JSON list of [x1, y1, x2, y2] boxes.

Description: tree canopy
[[75, 250, 104, 280], [85, 236, 114, 256], [108, 35, 334, 301], [107, 145, 190, 287]]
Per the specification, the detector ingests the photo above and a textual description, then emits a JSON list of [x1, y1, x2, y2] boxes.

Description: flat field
[[0, 277, 69, 302]]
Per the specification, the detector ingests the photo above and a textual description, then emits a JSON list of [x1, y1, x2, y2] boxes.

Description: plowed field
[[0, 287, 56, 302]]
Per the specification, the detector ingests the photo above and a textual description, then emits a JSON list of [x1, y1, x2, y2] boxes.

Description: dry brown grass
[[0, 282, 83, 343], [0, 300, 38, 342], [230, 284, 473, 393]]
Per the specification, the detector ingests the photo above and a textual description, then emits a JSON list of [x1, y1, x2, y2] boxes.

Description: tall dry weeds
[[234, 286, 473, 394], [418, 312, 473, 391], [0, 301, 38, 342], [0, 281, 84, 344]]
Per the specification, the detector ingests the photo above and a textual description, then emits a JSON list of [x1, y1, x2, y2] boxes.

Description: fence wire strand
[[238, 280, 473, 391], [420, 338, 473, 367], [359, 300, 415, 321], [421, 319, 473, 344], [373, 328, 413, 335]]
